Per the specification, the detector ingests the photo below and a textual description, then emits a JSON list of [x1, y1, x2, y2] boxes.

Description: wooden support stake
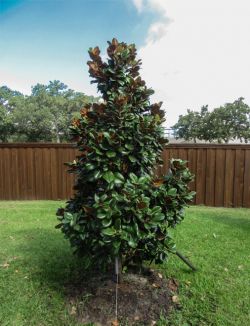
[[115, 256, 122, 283]]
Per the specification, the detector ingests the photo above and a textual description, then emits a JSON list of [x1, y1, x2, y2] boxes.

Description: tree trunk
[[56, 133, 60, 143]]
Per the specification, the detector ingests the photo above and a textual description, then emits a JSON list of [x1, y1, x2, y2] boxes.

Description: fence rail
[[0, 143, 250, 207]]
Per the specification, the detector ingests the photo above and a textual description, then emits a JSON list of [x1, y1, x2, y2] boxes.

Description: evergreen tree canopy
[[56, 39, 195, 270]]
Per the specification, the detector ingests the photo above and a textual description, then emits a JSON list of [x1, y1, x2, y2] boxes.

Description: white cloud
[[133, 0, 168, 15], [146, 21, 168, 43], [133, 0, 250, 127], [147, 0, 168, 15], [132, 0, 144, 13]]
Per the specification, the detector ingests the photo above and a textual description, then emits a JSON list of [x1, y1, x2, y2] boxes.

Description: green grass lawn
[[0, 201, 249, 326]]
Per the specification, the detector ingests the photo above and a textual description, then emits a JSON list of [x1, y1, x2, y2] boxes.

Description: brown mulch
[[64, 267, 180, 326]]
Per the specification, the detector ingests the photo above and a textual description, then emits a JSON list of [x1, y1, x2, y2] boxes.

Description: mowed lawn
[[0, 201, 249, 326]]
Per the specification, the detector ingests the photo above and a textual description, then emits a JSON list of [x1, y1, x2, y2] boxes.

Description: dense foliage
[[56, 39, 195, 270], [172, 98, 250, 143], [0, 82, 97, 142]]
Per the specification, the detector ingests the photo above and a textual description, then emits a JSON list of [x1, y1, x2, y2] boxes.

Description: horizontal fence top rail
[[166, 143, 250, 149], [1, 142, 250, 149], [0, 143, 76, 148]]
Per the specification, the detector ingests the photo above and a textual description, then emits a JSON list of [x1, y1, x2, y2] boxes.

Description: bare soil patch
[[65, 268, 179, 326]]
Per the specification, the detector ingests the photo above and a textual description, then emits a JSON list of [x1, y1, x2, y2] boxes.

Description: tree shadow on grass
[[14, 228, 91, 292], [200, 212, 250, 233], [13, 228, 176, 326]]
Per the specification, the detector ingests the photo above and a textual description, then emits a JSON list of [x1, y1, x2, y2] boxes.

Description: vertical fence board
[[178, 148, 188, 161], [187, 148, 197, 202], [34, 148, 44, 200], [62, 148, 70, 198], [19, 148, 28, 200], [50, 148, 58, 200], [196, 149, 206, 205], [43, 148, 52, 199], [0, 149, 4, 199], [26, 148, 36, 199], [1, 148, 6, 199], [4, 149, 12, 200], [205, 149, 216, 206], [69, 149, 78, 197], [224, 149, 235, 207], [66, 148, 73, 198], [171, 148, 179, 160], [10, 148, 19, 200], [162, 148, 170, 175], [55, 148, 61, 200], [234, 149, 245, 207], [214, 149, 226, 207], [243, 150, 250, 207], [58, 148, 68, 199], [56, 148, 63, 199]]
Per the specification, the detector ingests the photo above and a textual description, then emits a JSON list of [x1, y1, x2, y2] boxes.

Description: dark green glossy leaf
[[94, 170, 102, 179], [152, 213, 165, 222], [107, 151, 116, 158], [168, 188, 177, 196], [125, 143, 134, 150], [97, 211, 106, 219], [114, 172, 124, 181], [102, 218, 112, 227], [85, 163, 95, 171], [102, 227, 116, 236], [103, 171, 114, 183], [128, 237, 137, 248], [128, 155, 136, 162]]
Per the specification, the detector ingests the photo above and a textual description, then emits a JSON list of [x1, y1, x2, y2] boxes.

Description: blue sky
[[0, 0, 155, 94], [1, 0, 250, 126]]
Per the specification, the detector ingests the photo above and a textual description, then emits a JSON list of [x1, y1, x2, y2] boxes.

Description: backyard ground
[[0, 201, 249, 326]]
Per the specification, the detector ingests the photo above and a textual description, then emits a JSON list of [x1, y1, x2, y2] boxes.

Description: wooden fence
[[0, 143, 250, 207]]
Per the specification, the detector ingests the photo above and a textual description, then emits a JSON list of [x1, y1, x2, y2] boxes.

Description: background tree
[[14, 80, 97, 142], [13, 96, 54, 142], [56, 39, 195, 272], [0, 86, 23, 142], [220, 98, 250, 142], [0, 82, 98, 142], [172, 98, 250, 143], [0, 104, 14, 142], [0, 86, 22, 110], [171, 108, 205, 142]]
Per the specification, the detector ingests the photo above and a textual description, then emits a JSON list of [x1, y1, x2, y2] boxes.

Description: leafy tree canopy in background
[[0, 86, 23, 142], [0, 82, 98, 142], [172, 98, 250, 143], [0, 105, 14, 142]]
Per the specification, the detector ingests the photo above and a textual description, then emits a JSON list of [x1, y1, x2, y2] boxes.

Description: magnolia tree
[[56, 39, 195, 271]]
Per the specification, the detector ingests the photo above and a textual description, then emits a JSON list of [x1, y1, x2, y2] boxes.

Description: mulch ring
[[65, 267, 180, 326]]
